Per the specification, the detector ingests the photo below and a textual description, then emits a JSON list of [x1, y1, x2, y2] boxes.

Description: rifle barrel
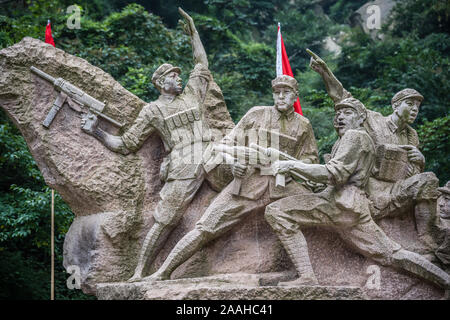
[[30, 66, 55, 84]]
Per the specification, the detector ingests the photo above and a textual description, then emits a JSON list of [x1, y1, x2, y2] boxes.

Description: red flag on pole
[[45, 20, 55, 47], [276, 23, 302, 115]]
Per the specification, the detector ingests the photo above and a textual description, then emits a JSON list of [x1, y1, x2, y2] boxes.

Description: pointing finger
[[306, 48, 320, 60]]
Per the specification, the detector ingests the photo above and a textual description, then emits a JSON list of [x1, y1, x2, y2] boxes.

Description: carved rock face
[[394, 98, 420, 125], [273, 86, 296, 113], [334, 107, 362, 136], [438, 193, 450, 220]]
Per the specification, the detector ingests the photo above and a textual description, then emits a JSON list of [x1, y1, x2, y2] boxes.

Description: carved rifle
[[30, 66, 123, 129], [213, 144, 293, 195], [212, 144, 264, 195], [250, 143, 327, 193]]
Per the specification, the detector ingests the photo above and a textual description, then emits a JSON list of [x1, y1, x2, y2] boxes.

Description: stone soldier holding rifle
[[265, 97, 450, 290], [144, 75, 320, 281], [307, 49, 440, 248]]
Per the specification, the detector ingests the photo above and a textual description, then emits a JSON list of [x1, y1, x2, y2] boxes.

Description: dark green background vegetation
[[0, 0, 449, 299]]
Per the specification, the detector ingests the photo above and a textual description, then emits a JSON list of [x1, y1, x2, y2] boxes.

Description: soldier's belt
[[165, 107, 201, 130]]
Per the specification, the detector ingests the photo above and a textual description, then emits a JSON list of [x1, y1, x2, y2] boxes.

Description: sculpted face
[[161, 71, 183, 95], [334, 107, 363, 136], [394, 97, 420, 124], [439, 193, 450, 219], [273, 85, 297, 113]]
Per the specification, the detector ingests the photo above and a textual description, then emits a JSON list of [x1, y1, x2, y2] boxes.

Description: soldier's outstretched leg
[[128, 177, 205, 282], [146, 228, 209, 281], [128, 222, 174, 282], [390, 249, 450, 289], [414, 200, 439, 250], [146, 182, 271, 281], [265, 196, 338, 286], [340, 219, 450, 290]]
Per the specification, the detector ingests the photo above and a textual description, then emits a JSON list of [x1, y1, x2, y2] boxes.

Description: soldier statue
[[436, 182, 450, 265], [265, 96, 450, 291], [307, 50, 440, 248], [81, 8, 227, 282]]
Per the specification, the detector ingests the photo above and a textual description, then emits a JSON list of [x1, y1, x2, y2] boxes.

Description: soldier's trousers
[[265, 192, 402, 266], [154, 181, 287, 278], [264, 192, 450, 289], [132, 175, 207, 276], [369, 172, 441, 250], [369, 172, 439, 220], [153, 176, 206, 227]]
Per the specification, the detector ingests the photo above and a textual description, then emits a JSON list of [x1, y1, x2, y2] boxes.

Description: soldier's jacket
[[338, 88, 423, 179], [121, 64, 214, 181], [325, 128, 375, 223], [222, 105, 319, 200], [364, 109, 423, 178]]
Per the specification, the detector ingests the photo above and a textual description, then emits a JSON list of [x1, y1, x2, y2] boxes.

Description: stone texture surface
[[96, 273, 367, 300], [0, 37, 447, 300]]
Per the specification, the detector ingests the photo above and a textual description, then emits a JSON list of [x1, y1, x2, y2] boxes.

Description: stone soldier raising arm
[[307, 49, 440, 247], [81, 8, 228, 282], [265, 98, 450, 291]]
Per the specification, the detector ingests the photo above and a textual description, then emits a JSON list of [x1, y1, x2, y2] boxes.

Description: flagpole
[[51, 189, 54, 300]]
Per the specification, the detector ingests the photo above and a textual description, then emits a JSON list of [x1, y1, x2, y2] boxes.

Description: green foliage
[[326, 0, 368, 24], [389, 0, 450, 38], [417, 115, 450, 183], [270, 8, 333, 73], [0, 109, 93, 299], [336, 21, 450, 124]]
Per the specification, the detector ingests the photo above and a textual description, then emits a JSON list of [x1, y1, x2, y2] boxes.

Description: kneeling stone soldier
[[265, 98, 450, 290], [145, 75, 319, 281]]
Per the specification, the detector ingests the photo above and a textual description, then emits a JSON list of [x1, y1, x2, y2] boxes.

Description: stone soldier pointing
[[307, 49, 440, 248], [265, 98, 450, 290], [81, 8, 228, 282]]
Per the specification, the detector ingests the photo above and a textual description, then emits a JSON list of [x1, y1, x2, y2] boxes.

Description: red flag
[[276, 23, 302, 115], [45, 20, 55, 47]]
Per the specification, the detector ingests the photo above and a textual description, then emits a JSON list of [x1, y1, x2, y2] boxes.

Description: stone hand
[[81, 113, 98, 135], [400, 145, 425, 164], [272, 160, 294, 175], [307, 48, 327, 74], [179, 7, 196, 37], [232, 162, 247, 178]]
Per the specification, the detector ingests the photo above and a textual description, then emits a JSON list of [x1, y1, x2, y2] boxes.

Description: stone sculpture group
[[0, 8, 449, 300]]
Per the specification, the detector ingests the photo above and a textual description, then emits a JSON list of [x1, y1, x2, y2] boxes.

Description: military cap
[[271, 75, 299, 93], [438, 181, 450, 195], [152, 63, 181, 89], [335, 97, 367, 116], [391, 88, 424, 106]]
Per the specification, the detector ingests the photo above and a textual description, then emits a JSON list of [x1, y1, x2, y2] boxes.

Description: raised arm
[[179, 7, 208, 68], [307, 49, 351, 103]]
